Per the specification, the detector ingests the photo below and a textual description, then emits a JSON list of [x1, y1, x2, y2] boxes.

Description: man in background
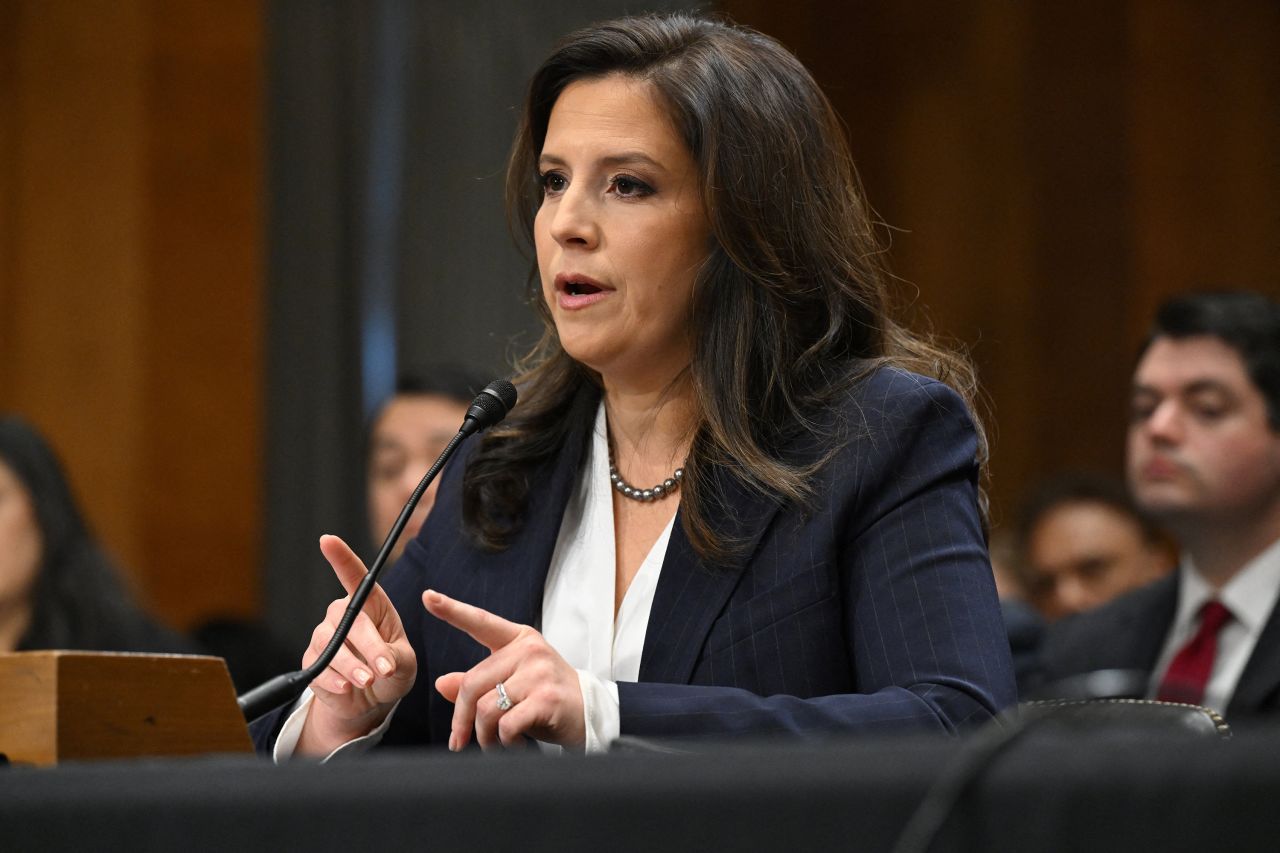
[[1040, 291, 1280, 718], [1015, 473, 1175, 621], [366, 366, 488, 562]]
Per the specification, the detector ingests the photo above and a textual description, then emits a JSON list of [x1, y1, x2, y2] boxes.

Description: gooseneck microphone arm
[[237, 380, 517, 722]]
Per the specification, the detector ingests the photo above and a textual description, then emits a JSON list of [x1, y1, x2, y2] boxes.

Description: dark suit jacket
[[253, 368, 1015, 750], [1038, 573, 1280, 718]]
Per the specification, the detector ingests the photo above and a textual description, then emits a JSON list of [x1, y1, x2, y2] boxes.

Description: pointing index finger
[[423, 589, 522, 651], [319, 534, 369, 595]]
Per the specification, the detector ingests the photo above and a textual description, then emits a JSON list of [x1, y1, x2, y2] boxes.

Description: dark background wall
[[2, 0, 1277, 642]]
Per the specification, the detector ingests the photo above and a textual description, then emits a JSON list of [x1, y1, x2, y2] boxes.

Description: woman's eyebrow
[[538, 151, 668, 173]]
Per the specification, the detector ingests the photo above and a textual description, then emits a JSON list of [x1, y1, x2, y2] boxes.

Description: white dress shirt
[[541, 401, 674, 752], [275, 401, 672, 760], [1148, 536, 1280, 713]]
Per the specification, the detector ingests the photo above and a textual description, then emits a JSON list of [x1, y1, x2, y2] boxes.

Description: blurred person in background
[[365, 367, 489, 563], [1040, 291, 1280, 718], [0, 415, 190, 654], [1015, 473, 1175, 622], [987, 527, 1047, 695]]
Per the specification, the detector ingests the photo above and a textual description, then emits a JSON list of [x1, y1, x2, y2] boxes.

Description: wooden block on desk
[[0, 651, 252, 766]]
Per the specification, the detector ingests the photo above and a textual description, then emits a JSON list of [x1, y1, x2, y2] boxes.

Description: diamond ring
[[495, 681, 513, 712]]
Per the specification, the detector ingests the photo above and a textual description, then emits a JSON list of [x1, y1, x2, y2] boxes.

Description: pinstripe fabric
[[251, 367, 1016, 750], [622, 368, 1014, 737]]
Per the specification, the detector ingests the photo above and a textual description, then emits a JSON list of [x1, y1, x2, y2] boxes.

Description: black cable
[[889, 712, 1034, 853]]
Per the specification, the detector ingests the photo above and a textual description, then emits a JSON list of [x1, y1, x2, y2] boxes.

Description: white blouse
[[542, 401, 675, 752], [275, 401, 672, 760]]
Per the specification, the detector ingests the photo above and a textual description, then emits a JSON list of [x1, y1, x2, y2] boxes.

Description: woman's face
[[0, 460, 42, 609], [534, 75, 710, 390]]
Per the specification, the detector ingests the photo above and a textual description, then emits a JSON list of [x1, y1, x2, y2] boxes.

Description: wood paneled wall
[[724, 0, 1280, 527], [0, 0, 263, 629]]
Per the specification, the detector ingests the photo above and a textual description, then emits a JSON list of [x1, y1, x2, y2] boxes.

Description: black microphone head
[[462, 379, 518, 433], [484, 378, 518, 413]]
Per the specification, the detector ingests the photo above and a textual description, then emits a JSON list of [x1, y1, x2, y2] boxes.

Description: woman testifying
[[259, 13, 1016, 757]]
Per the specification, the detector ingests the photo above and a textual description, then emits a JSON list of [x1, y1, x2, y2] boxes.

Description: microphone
[[460, 379, 519, 437], [237, 378, 518, 721]]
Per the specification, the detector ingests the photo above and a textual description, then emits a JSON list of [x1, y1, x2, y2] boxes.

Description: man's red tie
[[1155, 600, 1233, 705]]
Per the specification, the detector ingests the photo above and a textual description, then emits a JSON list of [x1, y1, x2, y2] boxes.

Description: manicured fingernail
[[334, 678, 348, 692], [448, 733, 458, 752], [353, 668, 371, 687], [375, 657, 392, 676]]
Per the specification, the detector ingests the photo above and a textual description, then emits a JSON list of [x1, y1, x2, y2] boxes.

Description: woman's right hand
[[295, 534, 417, 756]]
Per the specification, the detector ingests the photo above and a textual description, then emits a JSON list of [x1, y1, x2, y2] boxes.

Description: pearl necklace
[[609, 457, 685, 502]]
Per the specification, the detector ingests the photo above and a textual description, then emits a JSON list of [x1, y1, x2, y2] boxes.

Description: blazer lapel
[[1228, 598, 1280, 716], [638, 468, 782, 684], [1128, 575, 1179, 671], [506, 389, 597, 627], [453, 385, 597, 630]]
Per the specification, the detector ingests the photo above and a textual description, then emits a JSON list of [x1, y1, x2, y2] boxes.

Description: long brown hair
[[463, 13, 985, 559]]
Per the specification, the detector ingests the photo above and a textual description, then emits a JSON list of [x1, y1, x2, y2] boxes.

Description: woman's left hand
[[423, 589, 585, 752]]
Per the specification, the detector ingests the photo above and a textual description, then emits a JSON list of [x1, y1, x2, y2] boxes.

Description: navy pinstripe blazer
[[253, 367, 1015, 750]]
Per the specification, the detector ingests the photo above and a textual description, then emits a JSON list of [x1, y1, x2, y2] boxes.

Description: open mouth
[[554, 273, 611, 309], [564, 280, 603, 296]]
